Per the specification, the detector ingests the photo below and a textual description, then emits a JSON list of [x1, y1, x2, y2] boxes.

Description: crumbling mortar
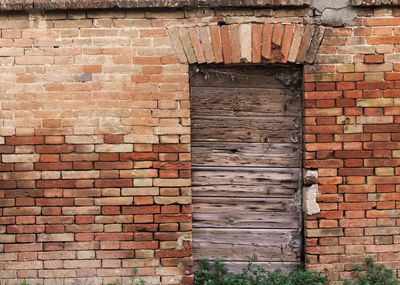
[[303, 169, 320, 216]]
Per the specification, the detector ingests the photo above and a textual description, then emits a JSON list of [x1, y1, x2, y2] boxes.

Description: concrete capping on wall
[[167, 23, 325, 65], [0, 0, 195, 10], [0, 0, 310, 10], [352, 0, 400, 6], [204, 0, 311, 7]]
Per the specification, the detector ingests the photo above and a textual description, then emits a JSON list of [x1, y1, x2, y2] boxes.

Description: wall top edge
[[352, 0, 400, 6], [0, 0, 310, 11]]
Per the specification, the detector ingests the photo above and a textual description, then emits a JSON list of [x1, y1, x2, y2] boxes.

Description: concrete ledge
[[0, 0, 310, 11]]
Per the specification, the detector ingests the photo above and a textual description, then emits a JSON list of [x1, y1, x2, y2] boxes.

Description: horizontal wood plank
[[192, 142, 300, 168], [191, 87, 301, 117], [191, 116, 301, 143], [190, 65, 300, 89], [192, 167, 300, 197], [193, 197, 301, 229]]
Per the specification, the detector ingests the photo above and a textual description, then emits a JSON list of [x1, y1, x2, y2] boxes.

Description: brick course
[[0, 4, 400, 285]]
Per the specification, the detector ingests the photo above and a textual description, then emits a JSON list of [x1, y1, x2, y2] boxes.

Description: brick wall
[[304, 9, 400, 281], [0, 4, 399, 285], [0, 10, 193, 285]]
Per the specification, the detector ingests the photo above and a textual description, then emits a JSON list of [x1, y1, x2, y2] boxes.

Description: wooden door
[[190, 65, 303, 272]]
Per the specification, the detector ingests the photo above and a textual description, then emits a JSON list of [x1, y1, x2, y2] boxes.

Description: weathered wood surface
[[190, 64, 302, 271], [193, 197, 300, 228], [191, 116, 301, 143], [190, 65, 298, 89], [192, 167, 299, 197], [192, 142, 300, 167], [193, 229, 300, 261], [191, 87, 301, 117]]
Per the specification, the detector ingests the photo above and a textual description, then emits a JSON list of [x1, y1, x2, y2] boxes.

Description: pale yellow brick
[[155, 127, 190, 135], [0, 235, 16, 243], [5, 261, 43, 270], [104, 224, 122, 232], [38, 233, 74, 242], [393, 150, 400, 157], [154, 197, 191, 205], [356, 98, 393, 107], [160, 241, 178, 249], [15, 145, 35, 154], [121, 187, 159, 196], [3, 171, 41, 180], [77, 251, 95, 260], [2, 154, 40, 163], [44, 260, 63, 269], [120, 169, 158, 178], [355, 63, 392, 72], [376, 167, 394, 176], [153, 179, 191, 187], [62, 207, 100, 215], [356, 116, 393, 124], [94, 197, 133, 206], [364, 73, 384, 81], [0, 128, 16, 136], [95, 144, 133, 152], [62, 171, 100, 179], [63, 260, 101, 269], [122, 259, 145, 268], [65, 135, 103, 144], [336, 64, 355, 73], [134, 161, 153, 169], [160, 135, 180, 143], [376, 44, 394, 54], [42, 171, 61, 179], [101, 188, 120, 197], [0, 253, 17, 261], [124, 134, 160, 144], [135, 250, 154, 259], [133, 178, 153, 187]]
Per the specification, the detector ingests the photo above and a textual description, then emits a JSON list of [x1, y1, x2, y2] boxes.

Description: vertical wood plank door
[[190, 64, 303, 272]]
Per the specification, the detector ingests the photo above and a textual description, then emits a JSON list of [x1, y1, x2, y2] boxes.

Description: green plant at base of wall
[[194, 258, 328, 285], [344, 258, 398, 285]]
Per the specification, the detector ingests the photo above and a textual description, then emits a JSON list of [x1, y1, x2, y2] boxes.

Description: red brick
[[261, 24, 273, 60], [251, 24, 262, 63], [229, 24, 240, 63], [95, 179, 132, 187], [210, 25, 223, 63], [5, 136, 44, 145], [280, 25, 294, 63], [35, 162, 72, 171], [364, 54, 384, 63], [104, 135, 123, 144], [188, 26, 206, 64], [36, 145, 74, 154], [36, 180, 74, 189]]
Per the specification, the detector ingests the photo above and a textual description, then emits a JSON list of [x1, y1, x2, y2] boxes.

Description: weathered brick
[[37, 233, 74, 242], [95, 144, 133, 153]]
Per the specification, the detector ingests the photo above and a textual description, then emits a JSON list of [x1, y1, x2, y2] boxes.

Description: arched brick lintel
[[168, 23, 326, 65]]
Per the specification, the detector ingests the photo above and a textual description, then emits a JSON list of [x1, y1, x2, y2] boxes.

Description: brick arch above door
[[167, 23, 326, 65]]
